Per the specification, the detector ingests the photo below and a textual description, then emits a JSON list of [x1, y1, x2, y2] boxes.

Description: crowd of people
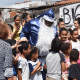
[[0, 8, 80, 80]]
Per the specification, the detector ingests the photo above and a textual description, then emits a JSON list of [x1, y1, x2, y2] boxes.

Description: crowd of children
[[1, 14, 80, 80], [13, 17, 80, 80]]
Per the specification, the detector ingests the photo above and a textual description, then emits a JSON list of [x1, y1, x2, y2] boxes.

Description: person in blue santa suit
[[20, 9, 58, 80]]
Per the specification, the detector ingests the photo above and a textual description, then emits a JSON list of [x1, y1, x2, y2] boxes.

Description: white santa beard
[[36, 18, 55, 56]]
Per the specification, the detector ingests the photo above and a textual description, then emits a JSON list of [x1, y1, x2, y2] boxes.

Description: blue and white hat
[[37, 9, 55, 22], [43, 15, 55, 22]]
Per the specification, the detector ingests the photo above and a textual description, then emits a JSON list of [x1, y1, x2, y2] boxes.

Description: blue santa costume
[[20, 9, 57, 80], [20, 9, 57, 63]]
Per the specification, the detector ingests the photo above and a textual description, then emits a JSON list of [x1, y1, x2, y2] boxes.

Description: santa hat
[[37, 9, 55, 22], [43, 15, 55, 22]]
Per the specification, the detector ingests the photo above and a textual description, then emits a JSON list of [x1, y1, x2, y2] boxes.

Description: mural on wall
[[60, 3, 80, 26]]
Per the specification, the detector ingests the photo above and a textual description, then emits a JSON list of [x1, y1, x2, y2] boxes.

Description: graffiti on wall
[[60, 3, 80, 25]]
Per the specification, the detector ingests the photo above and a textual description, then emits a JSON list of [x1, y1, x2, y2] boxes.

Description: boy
[[28, 46, 43, 80], [68, 49, 80, 80], [44, 38, 66, 80], [18, 41, 31, 80]]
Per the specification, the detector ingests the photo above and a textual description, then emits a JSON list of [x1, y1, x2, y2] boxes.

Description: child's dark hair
[[22, 13, 27, 19], [68, 28, 72, 33], [61, 43, 70, 53], [59, 27, 68, 35], [14, 15, 20, 20], [27, 13, 35, 19], [70, 49, 79, 61], [70, 28, 78, 35], [51, 37, 61, 52], [30, 46, 38, 57], [75, 17, 80, 25], [18, 41, 29, 54], [58, 18, 64, 25], [8, 24, 13, 32]]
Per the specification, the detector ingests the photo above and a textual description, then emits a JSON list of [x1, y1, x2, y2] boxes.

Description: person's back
[[0, 21, 13, 80], [68, 49, 80, 80], [69, 64, 80, 80], [45, 38, 66, 80], [0, 39, 13, 80], [46, 51, 65, 80]]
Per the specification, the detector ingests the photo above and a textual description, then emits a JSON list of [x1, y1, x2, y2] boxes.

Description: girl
[[58, 18, 65, 31], [70, 28, 80, 66], [73, 18, 80, 39], [28, 46, 43, 80], [57, 18, 65, 36], [59, 27, 68, 43], [26, 13, 35, 23], [61, 43, 71, 80], [67, 28, 72, 41], [59, 27, 72, 50], [13, 15, 22, 40], [21, 13, 35, 27], [70, 28, 80, 51]]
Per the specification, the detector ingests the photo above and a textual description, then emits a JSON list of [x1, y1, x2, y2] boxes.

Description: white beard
[[36, 18, 55, 56]]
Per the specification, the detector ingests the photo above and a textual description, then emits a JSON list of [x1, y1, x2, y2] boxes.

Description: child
[[59, 27, 68, 42], [17, 41, 31, 80], [59, 27, 72, 53], [44, 37, 66, 80], [68, 28, 72, 41], [68, 49, 80, 80], [58, 18, 65, 32], [57, 18, 65, 36], [70, 28, 80, 65], [61, 43, 71, 80], [70, 28, 80, 51], [26, 13, 35, 23], [28, 46, 43, 80]]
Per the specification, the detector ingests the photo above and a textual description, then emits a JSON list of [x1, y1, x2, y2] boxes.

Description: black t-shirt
[[68, 64, 80, 80], [5, 39, 16, 56]]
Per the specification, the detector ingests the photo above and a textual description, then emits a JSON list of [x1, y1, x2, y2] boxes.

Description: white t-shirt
[[28, 59, 43, 80], [71, 40, 80, 51], [17, 56, 29, 80]]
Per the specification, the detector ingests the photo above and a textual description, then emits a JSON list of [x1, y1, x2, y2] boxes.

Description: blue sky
[[0, 0, 62, 7]]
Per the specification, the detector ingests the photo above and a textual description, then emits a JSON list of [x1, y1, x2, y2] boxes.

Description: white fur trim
[[36, 18, 55, 56], [43, 15, 54, 22]]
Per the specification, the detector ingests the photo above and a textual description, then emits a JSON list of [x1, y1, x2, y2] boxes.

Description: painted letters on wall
[[60, 3, 80, 25]]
